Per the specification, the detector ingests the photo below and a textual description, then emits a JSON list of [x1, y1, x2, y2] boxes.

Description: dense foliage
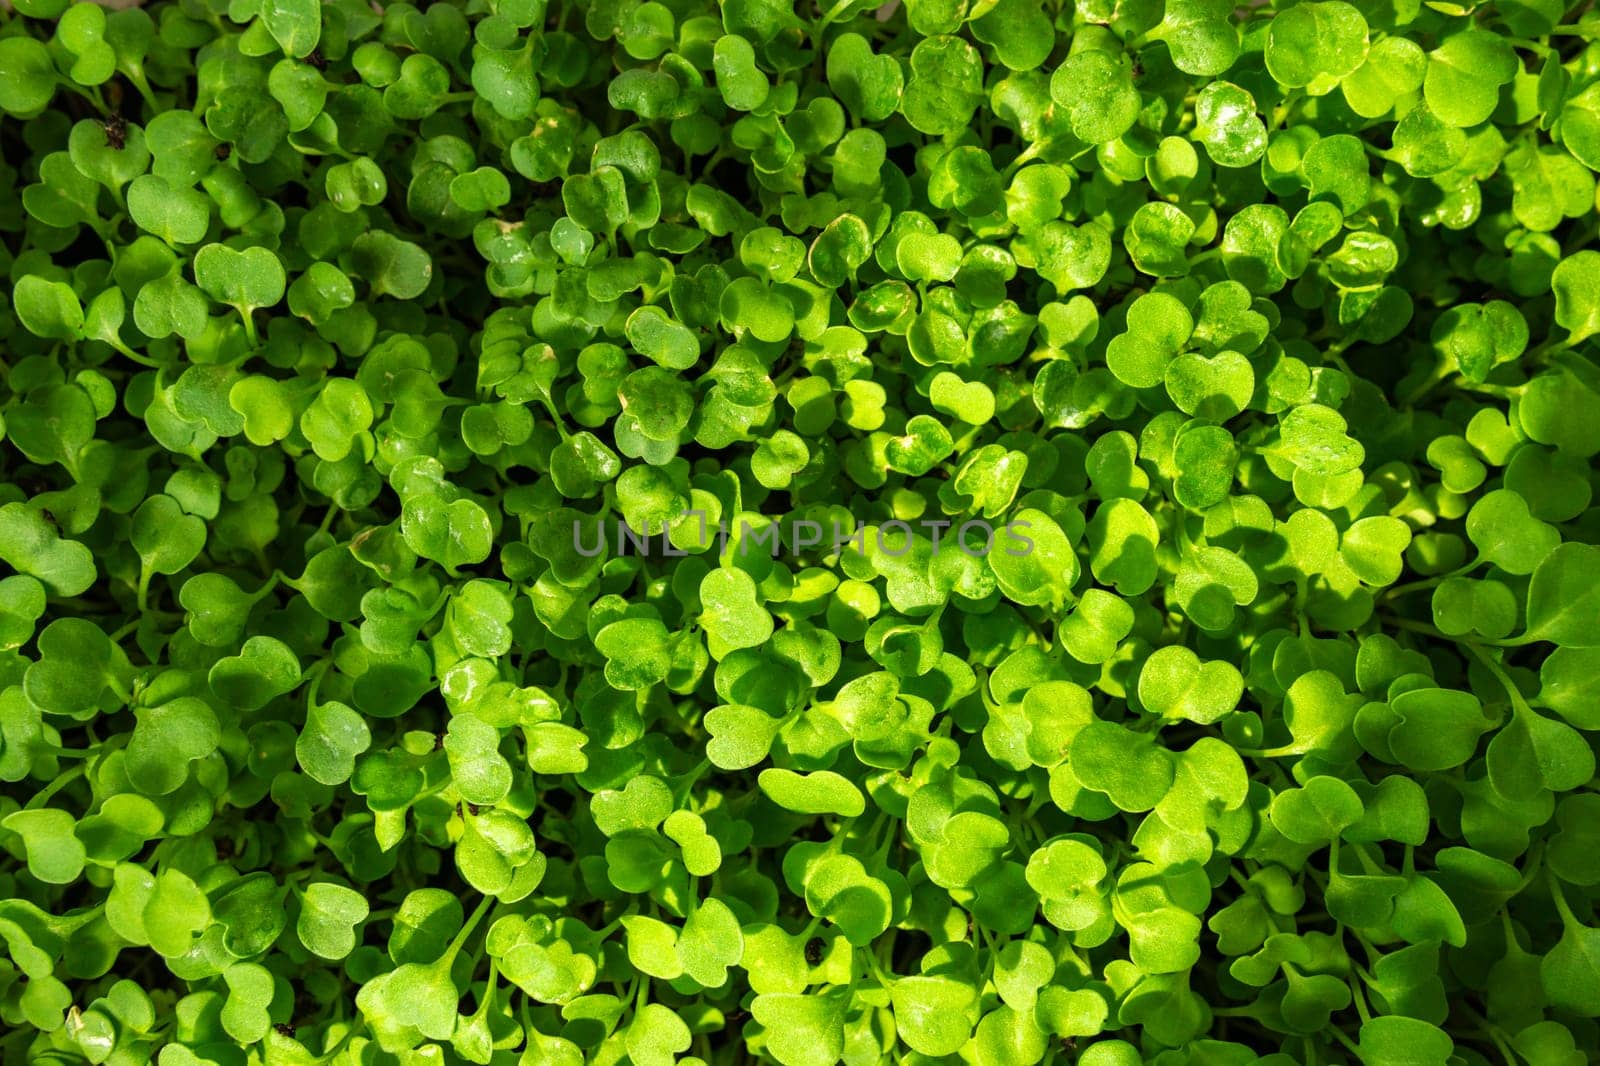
[[4, 0, 1600, 1062]]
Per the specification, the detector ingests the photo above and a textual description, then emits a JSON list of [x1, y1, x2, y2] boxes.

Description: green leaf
[[758, 769, 865, 817], [1524, 543, 1600, 647], [352, 232, 435, 299], [1424, 31, 1516, 129], [0, 37, 57, 115], [1265, 2, 1368, 90], [0, 503, 96, 596], [1553, 251, 1600, 343], [128, 175, 211, 245], [892, 976, 979, 1055], [12, 276, 85, 341], [1138, 645, 1243, 724], [750, 990, 847, 1066], [194, 244, 287, 317], [1196, 82, 1267, 168], [1051, 50, 1139, 145], [901, 36, 983, 136]]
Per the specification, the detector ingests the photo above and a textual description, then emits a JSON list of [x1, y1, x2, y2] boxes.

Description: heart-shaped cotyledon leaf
[[12, 275, 86, 341], [0, 503, 96, 596], [297, 882, 369, 959], [1138, 645, 1244, 724], [193, 244, 287, 336]]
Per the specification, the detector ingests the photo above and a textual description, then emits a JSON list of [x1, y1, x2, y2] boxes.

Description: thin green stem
[[1210, 1006, 1259, 1018], [1454, 1001, 1518, 1066], [313, 1023, 358, 1064], [25, 765, 86, 809], [1501, 36, 1556, 54], [122, 65, 161, 110], [1347, 972, 1373, 1024], [249, 571, 284, 602], [136, 564, 154, 614], [1546, 864, 1580, 929], [861, 944, 892, 986], [111, 342, 163, 369], [304, 659, 334, 709], [1327, 1026, 1360, 1055], [1461, 642, 1534, 718], [35, 744, 95, 759], [445, 896, 495, 962], [1380, 615, 1517, 648], [314, 504, 340, 538], [1002, 142, 1043, 177], [1381, 559, 1478, 599]]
